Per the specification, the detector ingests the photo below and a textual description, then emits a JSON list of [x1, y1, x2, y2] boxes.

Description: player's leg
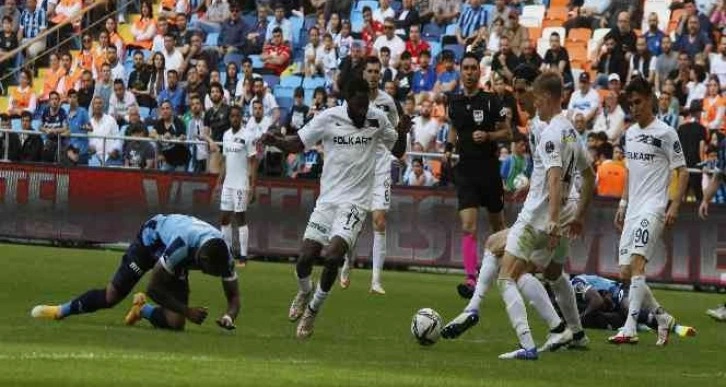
[[706, 302, 726, 321], [220, 187, 235, 256], [370, 209, 387, 294], [442, 229, 508, 339], [126, 276, 189, 330], [289, 239, 323, 322], [341, 211, 368, 289], [498, 251, 539, 360], [543, 259, 588, 349], [457, 207, 479, 298], [32, 242, 152, 320], [234, 210, 249, 265]]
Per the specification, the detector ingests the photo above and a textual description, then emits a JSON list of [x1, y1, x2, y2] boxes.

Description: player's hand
[[472, 130, 489, 143], [185, 306, 208, 325], [247, 188, 255, 205], [259, 132, 278, 146], [546, 221, 560, 250], [215, 314, 236, 330], [665, 202, 680, 227], [614, 206, 626, 231], [565, 218, 584, 239], [698, 200, 710, 220]]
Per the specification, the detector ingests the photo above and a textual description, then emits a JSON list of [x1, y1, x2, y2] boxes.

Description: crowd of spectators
[[0, 0, 723, 203]]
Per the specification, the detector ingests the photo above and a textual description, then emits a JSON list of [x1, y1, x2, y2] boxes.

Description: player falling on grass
[[699, 163, 726, 321], [607, 77, 688, 346], [492, 71, 595, 360], [31, 214, 240, 331], [218, 105, 258, 266], [444, 52, 511, 299], [443, 82, 595, 357], [339, 56, 400, 295], [260, 77, 402, 339]]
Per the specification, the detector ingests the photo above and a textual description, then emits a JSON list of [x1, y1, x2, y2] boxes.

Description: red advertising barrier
[[1, 163, 725, 286]]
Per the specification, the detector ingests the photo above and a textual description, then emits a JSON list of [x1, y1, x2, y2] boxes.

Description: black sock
[[296, 256, 314, 279], [550, 322, 566, 334], [63, 289, 109, 317], [319, 261, 339, 292], [573, 330, 585, 341], [148, 307, 172, 329]]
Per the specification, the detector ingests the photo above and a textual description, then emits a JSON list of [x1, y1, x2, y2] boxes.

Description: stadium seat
[[522, 5, 546, 24], [536, 38, 550, 57], [527, 26, 542, 40], [568, 28, 592, 43], [291, 16, 304, 47], [139, 106, 151, 120], [422, 23, 444, 40], [304, 88, 313, 106], [391, 0, 402, 12], [11, 118, 20, 132], [263, 75, 280, 88], [444, 23, 458, 36], [224, 52, 245, 66], [277, 96, 294, 111], [550, 0, 569, 7], [443, 44, 465, 62], [483, 4, 495, 21], [205, 32, 219, 47], [249, 55, 264, 69], [243, 14, 256, 27], [541, 19, 564, 28], [428, 41, 442, 59], [303, 76, 326, 89], [520, 16, 541, 28], [351, 11, 364, 33], [303, 15, 316, 31], [592, 28, 611, 44], [355, 0, 379, 12], [587, 39, 599, 61], [542, 26, 566, 41], [273, 85, 296, 99], [280, 74, 303, 88], [545, 7, 568, 23]]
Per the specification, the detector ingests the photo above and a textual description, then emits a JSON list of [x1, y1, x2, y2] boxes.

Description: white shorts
[[220, 186, 248, 213], [303, 203, 367, 249], [618, 212, 664, 266], [372, 171, 391, 211], [505, 219, 569, 269]]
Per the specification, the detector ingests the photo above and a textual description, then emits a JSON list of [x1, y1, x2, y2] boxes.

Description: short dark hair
[[380, 46, 390, 55], [365, 56, 381, 67], [242, 57, 252, 66], [67, 88, 77, 96], [550, 32, 560, 39], [252, 99, 263, 107], [2, 16, 12, 24], [272, 27, 283, 35], [167, 69, 178, 77], [362, 6, 372, 13], [412, 157, 424, 165], [198, 238, 231, 274], [461, 52, 480, 65], [400, 51, 412, 61], [230, 105, 243, 114], [420, 50, 431, 58], [344, 77, 369, 100], [48, 90, 60, 98], [209, 81, 224, 94], [113, 79, 124, 87], [625, 75, 653, 97], [20, 111, 32, 119], [533, 71, 563, 99], [128, 123, 146, 135], [294, 86, 304, 97]]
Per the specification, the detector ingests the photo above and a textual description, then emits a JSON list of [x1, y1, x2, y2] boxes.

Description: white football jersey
[[517, 114, 590, 232], [222, 128, 256, 189], [298, 105, 398, 210], [371, 91, 400, 176], [623, 118, 685, 216]]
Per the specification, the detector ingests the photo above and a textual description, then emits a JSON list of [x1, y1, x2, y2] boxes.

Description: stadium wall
[[0, 163, 725, 286]]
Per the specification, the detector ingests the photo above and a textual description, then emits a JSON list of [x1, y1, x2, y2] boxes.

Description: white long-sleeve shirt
[[89, 113, 122, 162]]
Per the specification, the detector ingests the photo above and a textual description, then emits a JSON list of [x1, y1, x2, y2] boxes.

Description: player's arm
[[263, 111, 325, 153], [666, 135, 689, 226], [217, 155, 226, 187], [486, 99, 513, 142], [247, 154, 258, 195], [216, 277, 241, 329], [581, 288, 605, 318], [260, 133, 305, 153], [147, 263, 207, 324]]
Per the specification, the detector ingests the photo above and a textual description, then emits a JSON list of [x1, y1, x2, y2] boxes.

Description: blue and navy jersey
[[140, 214, 236, 281], [572, 274, 625, 309]]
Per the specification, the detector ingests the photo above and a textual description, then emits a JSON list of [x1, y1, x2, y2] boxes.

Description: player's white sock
[[221, 225, 233, 247], [371, 231, 386, 285], [238, 225, 249, 257], [517, 273, 561, 330], [549, 273, 583, 334], [308, 284, 328, 312], [465, 250, 499, 313], [642, 283, 662, 312], [298, 275, 312, 294], [499, 279, 536, 350], [624, 275, 646, 335]]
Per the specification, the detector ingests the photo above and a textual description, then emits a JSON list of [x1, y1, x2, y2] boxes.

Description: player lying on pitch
[[31, 214, 240, 331]]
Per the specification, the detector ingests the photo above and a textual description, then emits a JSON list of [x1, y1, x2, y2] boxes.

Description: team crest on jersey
[[473, 110, 484, 124], [545, 141, 555, 153], [635, 134, 662, 148], [673, 140, 682, 154], [640, 219, 650, 228], [499, 108, 507, 117], [563, 129, 577, 143]]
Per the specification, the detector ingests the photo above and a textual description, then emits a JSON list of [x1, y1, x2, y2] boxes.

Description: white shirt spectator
[[686, 81, 708, 109], [711, 54, 726, 87], [204, 89, 231, 109], [89, 113, 122, 161], [404, 168, 437, 186], [317, 46, 338, 81], [266, 18, 293, 43], [249, 92, 279, 118], [163, 48, 184, 73], [186, 113, 208, 162], [582, 0, 611, 15], [567, 88, 600, 121], [592, 104, 626, 142], [373, 6, 395, 23], [373, 35, 406, 65], [96, 61, 127, 84], [108, 90, 138, 122], [412, 116, 440, 152]]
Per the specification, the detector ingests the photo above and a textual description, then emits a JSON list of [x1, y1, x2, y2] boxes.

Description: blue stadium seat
[[428, 41, 442, 59], [483, 4, 495, 22], [304, 89, 313, 106], [249, 55, 264, 69], [350, 11, 364, 33], [291, 16, 304, 47], [224, 52, 245, 66], [303, 15, 316, 31], [273, 85, 296, 99], [11, 119, 20, 131], [391, 0, 402, 12], [280, 74, 303, 88], [443, 44, 465, 62], [139, 106, 151, 120], [355, 0, 379, 11], [263, 74, 280, 88], [278, 109, 289, 126], [243, 14, 257, 27], [422, 23, 444, 40], [277, 96, 294, 110], [205, 32, 219, 47], [444, 23, 458, 36], [302, 76, 325, 89]]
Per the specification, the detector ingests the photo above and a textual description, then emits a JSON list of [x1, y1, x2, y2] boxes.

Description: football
[[513, 174, 529, 190], [411, 308, 443, 346]]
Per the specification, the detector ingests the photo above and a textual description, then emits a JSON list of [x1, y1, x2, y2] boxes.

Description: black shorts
[[166, 273, 191, 306], [455, 169, 504, 213], [110, 239, 157, 298]]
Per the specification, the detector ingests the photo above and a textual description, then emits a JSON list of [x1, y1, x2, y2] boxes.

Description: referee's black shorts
[[454, 168, 504, 213]]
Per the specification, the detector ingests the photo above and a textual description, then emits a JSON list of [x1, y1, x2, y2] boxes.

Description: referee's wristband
[[618, 199, 628, 208], [444, 142, 454, 153]]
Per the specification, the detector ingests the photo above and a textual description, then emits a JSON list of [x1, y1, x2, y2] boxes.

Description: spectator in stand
[[261, 27, 290, 76], [602, 11, 637, 57], [573, 113, 589, 147], [655, 36, 678, 92], [703, 76, 725, 131], [490, 0, 511, 28], [379, 47, 397, 86], [491, 36, 520, 84], [686, 64, 708, 109], [102, 45, 126, 84], [108, 79, 138, 127], [183, 95, 211, 172], [676, 0, 712, 38], [40, 91, 69, 163], [185, 67, 208, 109], [285, 87, 310, 135], [93, 63, 114, 113], [152, 99, 189, 171], [593, 35, 627, 88], [567, 72, 600, 126], [162, 33, 184, 73], [607, 73, 629, 113], [245, 99, 274, 141], [18, 111, 43, 162], [711, 36, 726, 89], [250, 77, 280, 122], [657, 90, 679, 128], [593, 91, 626, 143], [195, 58, 211, 86], [235, 76, 254, 113], [18, 0, 46, 63], [500, 135, 532, 193], [419, 0, 460, 26], [628, 36, 656, 84], [394, 0, 420, 39], [75, 33, 95, 73], [492, 73, 519, 130], [595, 144, 626, 198], [203, 82, 230, 146], [487, 17, 506, 55], [92, 31, 111, 76], [543, 32, 574, 88], [242, 7, 268, 56], [0, 0, 19, 32], [456, 0, 487, 46], [123, 123, 156, 170], [7, 69, 36, 117], [304, 26, 322, 76], [395, 52, 415, 101], [405, 24, 429, 69], [194, 0, 230, 35], [224, 63, 239, 97], [76, 70, 94, 110], [361, 6, 383, 54], [373, 0, 395, 23], [678, 100, 708, 201], [146, 52, 166, 104], [41, 52, 65, 102], [103, 17, 125, 59], [434, 50, 459, 94], [335, 20, 353, 60], [675, 15, 713, 58], [88, 96, 122, 166], [176, 12, 195, 55], [205, 70, 232, 108], [48, 0, 80, 50], [327, 12, 342, 37], [466, 26, 487, 59], [324, 0, 353, 23], [336, 40, 364, 94], [404, 158, 438, 186], [266, 3, 292, 44], [374, 17, 406, 67], [128, 51, 152, 108], [516, 39, 542, 71], [124, 106, 146, 135], [158, 69, 186, 116], [412, 50, 436, 96], [504, 10, 528, 56], [128, 0, 156, 51], [644, 13, 665, 56], [317, 33, 338, 85], [158, 0, 188, 24], [411, 97, 440, 152], [217, 6, 248, 56], [57, 52, 81, 99], [66, 89, 91, 165]]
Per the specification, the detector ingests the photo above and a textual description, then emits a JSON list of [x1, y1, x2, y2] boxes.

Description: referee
[[445, 52, 512, 299]]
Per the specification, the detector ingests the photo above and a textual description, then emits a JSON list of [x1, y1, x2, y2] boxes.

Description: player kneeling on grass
[[260, 77, 403, 339], [31, 214, 240, 331]]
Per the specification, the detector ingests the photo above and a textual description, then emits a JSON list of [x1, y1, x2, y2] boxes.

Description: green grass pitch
[[1, 243, 725, 386]]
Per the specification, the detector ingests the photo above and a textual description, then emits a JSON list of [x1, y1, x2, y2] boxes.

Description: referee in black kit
[[444, 52, 512, 299]]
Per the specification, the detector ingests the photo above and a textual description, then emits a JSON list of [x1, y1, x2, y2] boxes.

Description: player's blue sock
[[140, 304, 155, 320], [60, 289, 109, 317], [148, 307, 171, 329]]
